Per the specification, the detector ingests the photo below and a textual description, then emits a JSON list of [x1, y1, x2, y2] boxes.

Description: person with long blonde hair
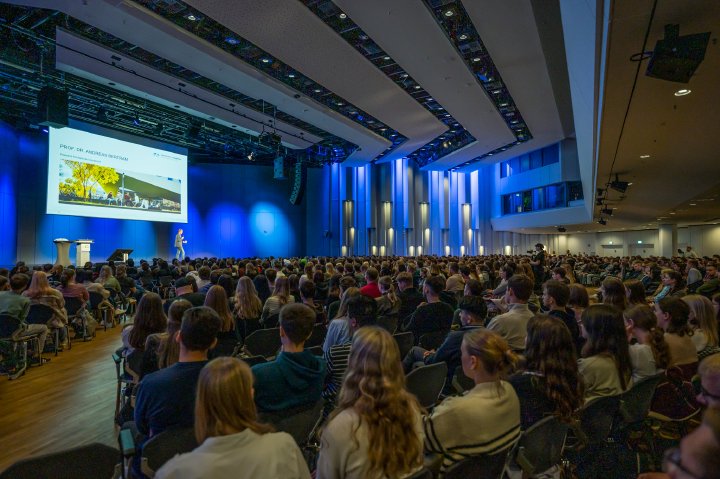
[[683, 294, 720, 357], [23, 271, 67, 326], [261, 276, 295, 325], [323, 286, 360, 354], [317, 326, 423, 479], [233, 276, 263, 341], [155, 357, 310, 479], [424, 329, 521, 472]]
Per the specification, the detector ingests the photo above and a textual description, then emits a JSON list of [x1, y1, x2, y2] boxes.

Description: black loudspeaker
[[288, 160, 307, 205], [37, 86, 68, 128], [273, 156, 286, 179], [646, 24, 710, 84]]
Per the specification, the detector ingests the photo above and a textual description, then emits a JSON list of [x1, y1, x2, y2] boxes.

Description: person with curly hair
[[317, 326, 423, 479]]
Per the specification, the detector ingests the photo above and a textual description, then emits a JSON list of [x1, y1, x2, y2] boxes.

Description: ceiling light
[[288, 73, 295, 78], [444, 10, 454, 17], [336, 102, 344, 106], [314, 89, 322, 93], [674, 89, 691, 96], [224, 36, 240, 45], [459, 34, 468, 40], [640, 154, 650, 158], [247, 152, 254, 161], [690, 203, 697, 206], [472, 57, 481, 62], [261, 58, 271, 63], [414, 85, 421, 90], [338, 13, 347, 19], [186, 14, 197, 21], [670, 212, 676, 215], [383, 56, 391, 61]]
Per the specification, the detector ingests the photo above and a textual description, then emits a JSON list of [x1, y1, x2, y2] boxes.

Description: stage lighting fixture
[[247, 151, 255, 161], [95, 106, 109, 122], [132, 112, 140, 126], [610, 174, 629, 193], [557, 227, 567, 233], [598, 218, 607, 226], [601, 207, 614, 216], [153, 123, 164, 135], [646, 24, 710, 84]]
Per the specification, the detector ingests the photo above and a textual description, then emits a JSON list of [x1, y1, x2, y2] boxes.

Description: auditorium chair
[[393, 331, 414, 359], [418, 330, 449, 350], [26, 302, 68, 356], [442, 451, 508, 479], [0, 442, 119, 479], [88, 291, 113, 331], [157, 276, 175, 299], [259, 399, 324, 446], [140, 427, 197, 478], [243, 328, 281, 359], [565, 395, 621, 479], [451, 366, 474, 394], [377, 314, 399, 334], [306, 345, 323, 356], [504, 415, 570, 478], [263, 312, 281, 329], [304, 323, 327, 348], [0, 314, 41, 380], [405, 362, 448, 409]]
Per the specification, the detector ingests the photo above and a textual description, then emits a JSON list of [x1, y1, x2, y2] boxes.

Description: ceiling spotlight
[[459, 34, 468, 40], [95, 106, 109, 122], [690, 203, 697, 206], [610, 174, 630, 193], [472, 57, 481, 62], [598, 218, 607, 225], [444, 10, 454, 17], [313, 88, 322, 93], [338, 12, 347, 19], [288, 73, 295, 78], [674, 89, 691, 96], [640, 154, 651, 158], [383, 56, 391, 61], [186, 14, 197, 21], [247, 152, 255, 161], [261, 58, 271, 63], [414, 85, 421, 90]]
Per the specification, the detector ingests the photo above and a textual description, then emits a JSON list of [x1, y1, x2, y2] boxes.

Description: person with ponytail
[[317, 326, 423, 479], [510, 315, 584, 429], [579, 304, 633, 402], [624, 304, 670, 382], [424, 329, 521, 472], [155, 357, 310, 479], [375, 275, 401, 318]]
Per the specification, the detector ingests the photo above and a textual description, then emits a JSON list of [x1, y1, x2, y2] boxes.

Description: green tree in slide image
[[60, 160, 119, 198]]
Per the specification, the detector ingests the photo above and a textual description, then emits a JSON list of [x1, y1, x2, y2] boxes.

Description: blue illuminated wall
[[1, 121, 305, 266]]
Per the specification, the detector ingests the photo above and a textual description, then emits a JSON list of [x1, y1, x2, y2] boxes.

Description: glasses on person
[[663, 448, 703, 479]]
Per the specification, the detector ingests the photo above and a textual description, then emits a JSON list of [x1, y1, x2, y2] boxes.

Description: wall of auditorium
[[0, 122, 306, 265]]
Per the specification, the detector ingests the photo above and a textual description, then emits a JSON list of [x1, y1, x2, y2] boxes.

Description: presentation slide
[[47, 126, 188, 223]]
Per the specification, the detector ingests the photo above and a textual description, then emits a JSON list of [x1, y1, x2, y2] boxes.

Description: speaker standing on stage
[[175, 228, 186, 260]]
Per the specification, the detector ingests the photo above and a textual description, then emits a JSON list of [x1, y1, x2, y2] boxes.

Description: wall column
[[658, 224, 678, 258]]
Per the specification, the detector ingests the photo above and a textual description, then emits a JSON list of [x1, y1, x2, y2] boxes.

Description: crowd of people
[[2, 246, 720, 478]]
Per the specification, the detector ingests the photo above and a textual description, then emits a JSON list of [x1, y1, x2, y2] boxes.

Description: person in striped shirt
[[424, 329, 521, 472]]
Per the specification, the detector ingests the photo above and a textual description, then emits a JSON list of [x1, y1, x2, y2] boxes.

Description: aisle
[[0, 322, 125, 472]]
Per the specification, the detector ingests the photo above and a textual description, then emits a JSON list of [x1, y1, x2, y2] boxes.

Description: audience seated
[[655, 297, 699, 368], [623, 304, 670, 382], [120, 292, 166, 357], [424, 329, 521, 472], [375, 275, 401, 319], [0, 273, 49, 363], [402, 275, 454, 342], [322, 287, 360, 354], [252, 303, 326, 412], [486, 274, 535, 352], [299, 280, 325, 324], [233, 276, 264, 341], [683, 294, 720, 358], [358, 266, 381, 299], [542, 279, 583, 353], [317, 326, 423, 479], [396, 271, 424, 323], [23, 271, 68, 346], [261, 276, 295, 325], [697, 262, 719, 297], [510, 315, 583, 430], [144, 299, 193, 374], [204, 285, 239, 358], [163, 277, 205, 313], [578, 304, 632, 402], [155, 357, 311, 479]]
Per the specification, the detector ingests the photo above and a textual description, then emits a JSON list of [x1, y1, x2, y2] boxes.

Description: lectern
[[53, 239, 73, 266], [75, 239, 94, 267]]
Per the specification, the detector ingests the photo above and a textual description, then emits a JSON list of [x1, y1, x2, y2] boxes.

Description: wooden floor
[[0, 322, 125, 472]]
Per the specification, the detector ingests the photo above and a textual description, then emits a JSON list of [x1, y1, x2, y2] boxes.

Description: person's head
[[448, 262, 459, 274], [656, 297, 692, 337], [422, 275, 445, 299], [524, 315, 583, 421], [662, 269, 685, 291], [99, 265, 113, 281], [129, 292, 167, 350], [461, 329, 518, 383], [279, 303, 316, 347], [499, 265, 514, 280], [624, 304, 670, 370], [334, 326, 423, 478], [568, 283, 590, 310], [600, 277, 628, 311], [697, 355, 720, 408], [174, 277, 197, 296], [457, 296, 487, 326], [542, 280, 570, 310], [624, 279, 647, 305], [683, 294, 719, 348], [580, 304, 632, 390], [347, 294, 377, 333], [178, 306, 221, 353], [535, 243, 544, 251], [378, 276, 393, 294], [0, 276, 8, 291], [178, 228, 183, 234], [338, 275, 357, 294], [299, 280, 316, 302], [551, 267, 567, 281], [463, 279, 483, 297], [365, 267, 379, 283], [272, 276, 290, 301], [706, 263, 718, 278], [504, 274, 533, 304], [194, 357, 272, 444], [9, 273, 29, 293], [396, 272, 413, 291], [26, 271, 52, 297], [204, 285, 234, 332], [663, 406, 720, 479]]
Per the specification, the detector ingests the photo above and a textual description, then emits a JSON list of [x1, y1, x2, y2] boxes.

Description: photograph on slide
[[57, 158, 182, 215]]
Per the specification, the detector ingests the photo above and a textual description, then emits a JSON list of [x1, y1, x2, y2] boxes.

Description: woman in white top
[[317, 326, 424, 479], [424, 329, 521, 472], [261, 276, 295, 325], [624, 304, 670, 382], [578, 304, 633, 402], [155, 357, 310, 479], [683, 294, 719, 356]]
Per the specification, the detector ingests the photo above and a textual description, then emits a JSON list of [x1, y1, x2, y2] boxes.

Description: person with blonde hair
[[155, 357, 310, 479], [424, 329, 521, 472], [261, 276, 295, 325], [624, 304, 670, 382], [23, 271, 68, 342], [233, 276, 263, 341], [683, 294, 720, 358], [317, 326, 423, 479], [205, 285, 238, 358], [375, 275, 400, 318]]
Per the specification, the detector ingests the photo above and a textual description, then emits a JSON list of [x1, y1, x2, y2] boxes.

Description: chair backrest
[[88, 291, 105, 309], [264, 313, 280, 329], [305, 323, 327, 348], [306, 345, 323, 356], [244, 328, 281, 358], [406, 467, 433, 479], [238, 355, 267, 367], [579, 395, 620, 444], [158, 276, 173, 287], [0, 314, 22, 339], [443, 451, 508, 479], [377, 315, 399, 334], [419, 330, 449, 350], [26, 303, 56, 325], [141, 427, 197, 476], [208, 334, 240, 359], [451, 366, 475, 394], [405, 362, 448, 409], [393, 332, 415, 359], [618, 374, 664, 425], [0, 442, 118, 479], [509, 415, 569, 476], [259, 399, 324, 446], [63, 296, 84, 316]]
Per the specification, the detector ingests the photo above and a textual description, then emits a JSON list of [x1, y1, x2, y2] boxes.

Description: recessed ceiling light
[[186, 14, 197, 21], [472, 57, 481, 62], [337, 102, 344, 106], [640, 154, 650, 158], [261, 58, 271, 63], [459, 34, 468, 40], [288, 73, 295, 78], [338, 13, 347, 19], [670, 212, 676, 215], [314, 89, 322, 93], [444, 10, 454, 17], [414, 85, 421, 90], [690, 203, 697, 206], [674, 89, 691, 96]]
